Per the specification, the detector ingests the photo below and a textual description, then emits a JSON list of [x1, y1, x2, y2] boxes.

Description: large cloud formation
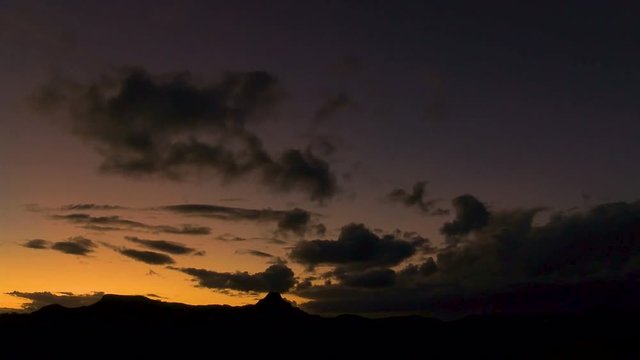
[[36, 67, 337, 202], [174, 264, 295, 293], [295, 198, 640, 318]]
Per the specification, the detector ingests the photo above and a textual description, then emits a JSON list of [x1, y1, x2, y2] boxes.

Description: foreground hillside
[[1, 293, 638, 358]]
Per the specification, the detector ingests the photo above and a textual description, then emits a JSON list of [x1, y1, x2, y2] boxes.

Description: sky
[[1, 0, 639, 317]]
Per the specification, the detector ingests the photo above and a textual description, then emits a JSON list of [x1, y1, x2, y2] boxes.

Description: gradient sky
[[1, 1, 639, 314]]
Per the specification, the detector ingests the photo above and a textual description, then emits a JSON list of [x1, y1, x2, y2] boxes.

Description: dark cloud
[[22, 239, 50, 249], [289, 223, 420, 270], [393, 230, 436, 253], [312, 223, 327, 237], [214, 233, 249, 242], [154, 224, 211, 235], [263, 149, 338, 203], [118, 248, 175, 265], [313, 92, 352, 123], [334, 268, 396, 288], [276, 208, 311, 236], [59, 203, 125, 211], [297, 199, 640, 318], [162, 204, 323, 237], [52, 213, 210, 235], [387, 181, 448, 216], [236, 249, 274, 258], [52, 213, 142, 228], [21, 237, 97, 256], [440, 194, 489, 237], [175, 264, 296, 293], [398, 258, 438, 278], [37, 67, 338, 201], [50, 236, 97, 255], [7, 291, 104, 312], [125, 236, 200, 255], [164, 203, 287, 220]]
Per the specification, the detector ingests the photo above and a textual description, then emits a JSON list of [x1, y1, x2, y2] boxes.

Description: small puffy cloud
[[289, 223, 420, 270], [22, 239, 50, 249], [21, 237, 97, 256], [50, 236, 97, 256], [387, 181, 448, 216]]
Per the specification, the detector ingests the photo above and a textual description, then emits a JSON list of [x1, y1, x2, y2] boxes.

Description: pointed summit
[[252, 292, 308, 319], [255, 292, 292, 310]]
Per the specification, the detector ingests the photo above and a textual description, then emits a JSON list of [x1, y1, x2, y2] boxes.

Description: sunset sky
[[1, 1, 639, 316]]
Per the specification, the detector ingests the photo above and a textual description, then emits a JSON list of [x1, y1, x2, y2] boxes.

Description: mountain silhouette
[[1, 293, 638, 358], [255, 291, 289, 308]]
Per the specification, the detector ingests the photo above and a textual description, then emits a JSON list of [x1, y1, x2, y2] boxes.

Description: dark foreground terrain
[[1, 293, 638, 358]]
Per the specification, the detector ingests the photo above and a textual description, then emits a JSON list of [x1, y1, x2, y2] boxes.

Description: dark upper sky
[[1, 0, 639, 315]]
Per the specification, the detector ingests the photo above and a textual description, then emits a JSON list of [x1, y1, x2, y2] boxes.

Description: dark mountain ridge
[[1, 292, 638, 358]]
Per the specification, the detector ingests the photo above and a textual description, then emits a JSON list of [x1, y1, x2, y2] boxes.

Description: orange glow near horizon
[[0, 199, 350, 311]]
